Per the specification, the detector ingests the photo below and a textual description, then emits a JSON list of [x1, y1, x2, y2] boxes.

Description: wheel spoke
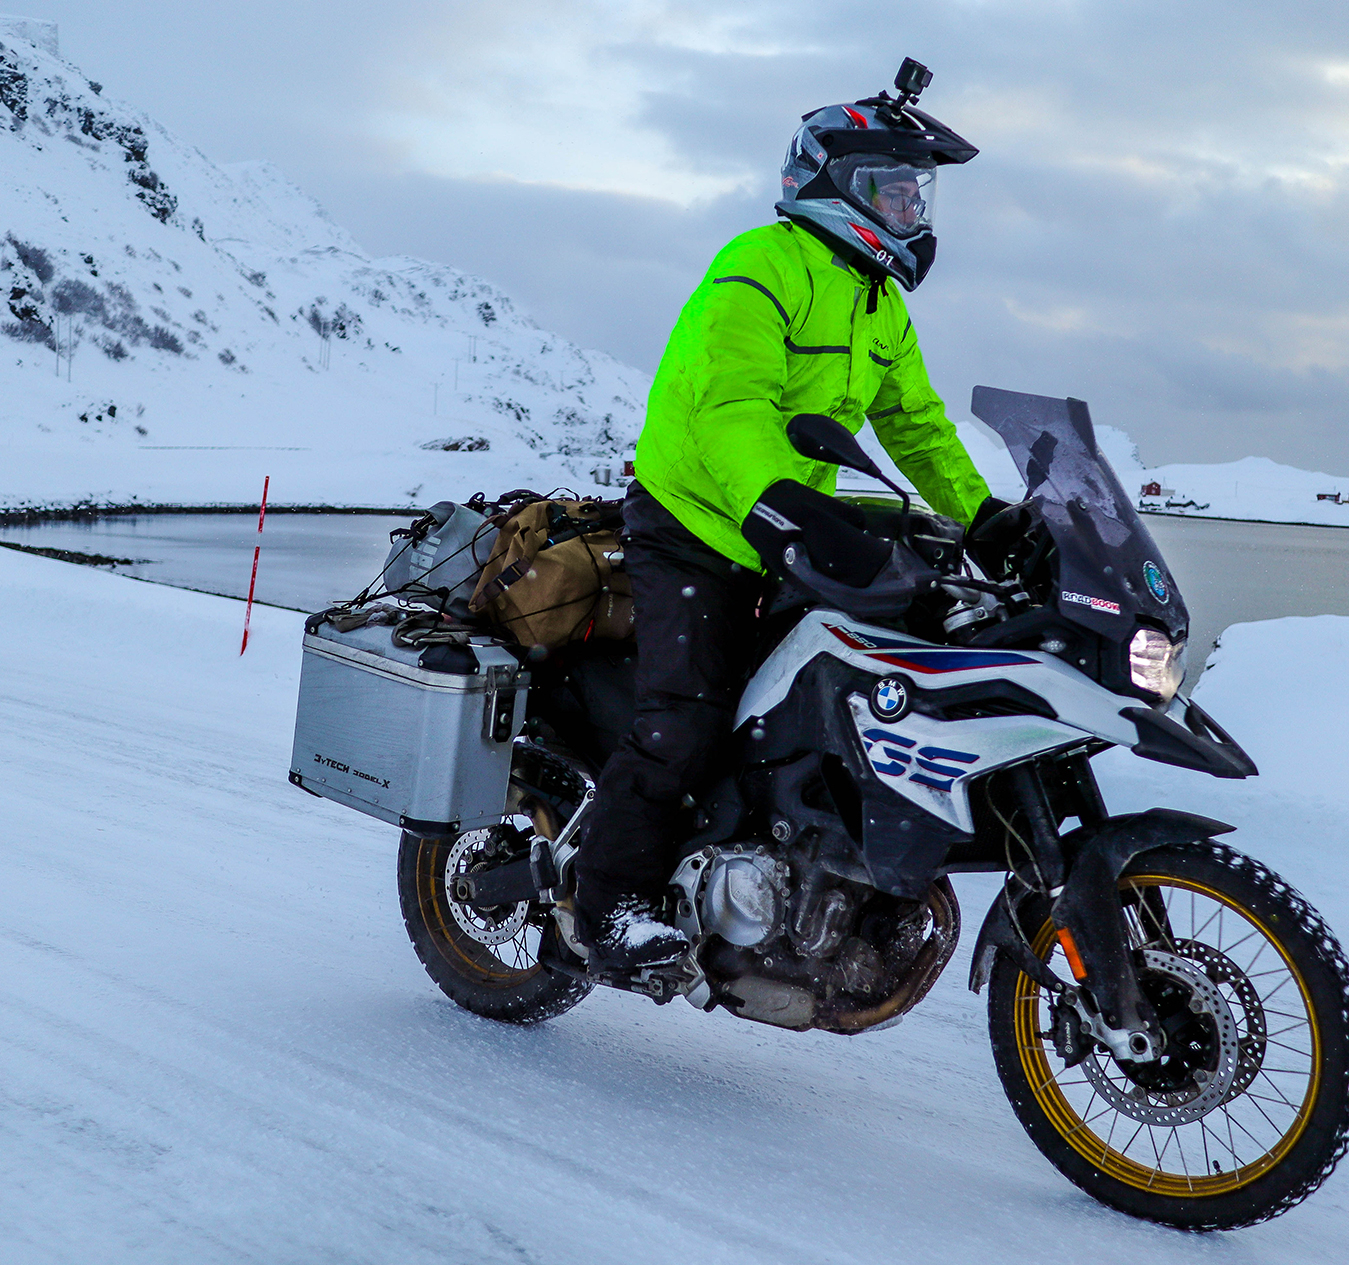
[[1226, 1107, 1270, 1151], [1265, 1036, 1314, 1056], [1191, 893, 1220, 943], [1265, 1020, 1310, 1041], [1173, 1127, 1193, 1188], [1147, 1125, 1166, 1183], [1262, 1009, 1310, 1023], [1246, 1090, 1297, 1111], [1245, 1094, 1286, 1138], [1102, 1105, 1121, 1160], [1202, 1119, 1238, 1166], [1219, 926, 1260, 957]]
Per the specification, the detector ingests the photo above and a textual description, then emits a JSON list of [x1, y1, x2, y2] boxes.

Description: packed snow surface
[[1, 552, 1346, 1261]]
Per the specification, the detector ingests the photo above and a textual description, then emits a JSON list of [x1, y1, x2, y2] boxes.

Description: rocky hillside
[[0, 25, 649, 510]]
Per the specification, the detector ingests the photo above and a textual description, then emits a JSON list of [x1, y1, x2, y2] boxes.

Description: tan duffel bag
[[468, 499, 634, 650]]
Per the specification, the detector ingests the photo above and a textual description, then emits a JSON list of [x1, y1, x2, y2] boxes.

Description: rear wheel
[[398, 826, 592, 1024], [988, 842, 1349, 1229]]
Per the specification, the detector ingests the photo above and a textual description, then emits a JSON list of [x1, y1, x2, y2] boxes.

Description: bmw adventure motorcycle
[[371, 388, 1349, 1230]]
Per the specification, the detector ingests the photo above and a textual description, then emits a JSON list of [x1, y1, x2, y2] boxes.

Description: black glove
[[742, 479, 891, 588], [966, 495, 1035, 578]]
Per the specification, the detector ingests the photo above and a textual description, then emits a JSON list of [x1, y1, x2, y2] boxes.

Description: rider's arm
[[867, 324, 990, 525], [670, 248, 802, 524]]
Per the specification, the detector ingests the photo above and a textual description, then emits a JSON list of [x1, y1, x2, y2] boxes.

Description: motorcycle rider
[[574, 67, 1007, 968]]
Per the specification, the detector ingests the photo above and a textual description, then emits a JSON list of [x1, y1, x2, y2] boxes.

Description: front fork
[[972, 753, 1167, 1064]]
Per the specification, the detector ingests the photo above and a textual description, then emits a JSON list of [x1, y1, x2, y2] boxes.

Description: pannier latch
[[482, 664, 525, 743]]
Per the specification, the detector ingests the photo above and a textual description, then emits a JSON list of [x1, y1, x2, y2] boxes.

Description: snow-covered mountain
[[0, 24, 649, 510]]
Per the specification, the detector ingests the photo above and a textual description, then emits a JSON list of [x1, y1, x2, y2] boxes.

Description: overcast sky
[[18, 1, 1349, 473]]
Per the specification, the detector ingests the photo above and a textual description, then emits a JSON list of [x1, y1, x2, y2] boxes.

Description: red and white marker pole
[[239, 475, 270, 655]]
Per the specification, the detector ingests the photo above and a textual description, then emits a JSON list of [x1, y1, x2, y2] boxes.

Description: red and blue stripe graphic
[[826, 623, 1035, 675]]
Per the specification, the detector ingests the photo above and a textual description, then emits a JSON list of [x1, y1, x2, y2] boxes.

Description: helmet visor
[[830, 154, 936, 238]]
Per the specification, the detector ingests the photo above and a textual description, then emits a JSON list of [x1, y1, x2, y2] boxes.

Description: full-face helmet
[[777, 59, 977, 290]]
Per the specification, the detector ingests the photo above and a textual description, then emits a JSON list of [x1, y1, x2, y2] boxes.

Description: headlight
[[1129, 628, 1185, 702]]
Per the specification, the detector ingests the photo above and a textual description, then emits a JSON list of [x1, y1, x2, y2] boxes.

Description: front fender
[[969, 808, 1234, 1000]]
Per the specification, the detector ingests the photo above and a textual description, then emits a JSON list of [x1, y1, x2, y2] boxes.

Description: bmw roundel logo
[[1142, 560, 1170, 606], [869, 676, 909, 721]]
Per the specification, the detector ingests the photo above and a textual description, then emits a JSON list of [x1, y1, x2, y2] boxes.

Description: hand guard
[[741, 479, 891, 588]]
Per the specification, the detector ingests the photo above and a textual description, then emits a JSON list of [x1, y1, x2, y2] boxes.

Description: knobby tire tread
[[987, 840, 1349, 1231], [398, 830, 592, 1026]]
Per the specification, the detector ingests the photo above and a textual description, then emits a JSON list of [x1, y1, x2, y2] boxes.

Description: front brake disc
[[1080, 949, 1242, 1127]]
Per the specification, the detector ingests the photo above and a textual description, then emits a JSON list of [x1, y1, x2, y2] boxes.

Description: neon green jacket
[[634, 221, 990, 571]]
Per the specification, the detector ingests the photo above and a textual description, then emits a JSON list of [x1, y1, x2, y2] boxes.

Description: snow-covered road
[[2, 549, 1345, 1263]]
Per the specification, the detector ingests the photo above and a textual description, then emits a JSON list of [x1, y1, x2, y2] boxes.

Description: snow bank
[[1183, 616, 1349, 793], [1132, 455, 1349, 527], [1096, 615, 1349, 924], [1, 546, 1346, 1261], [1098, 614, 1349, 809]]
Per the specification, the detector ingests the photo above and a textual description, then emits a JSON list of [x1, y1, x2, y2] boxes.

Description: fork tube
[[1067, 752, 1108, 824], [1007, 762, 1065, 889]]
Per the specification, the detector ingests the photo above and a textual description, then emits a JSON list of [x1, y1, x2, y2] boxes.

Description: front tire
[[398, 828, 592, 1025], [987, 841, 1349, 1230]]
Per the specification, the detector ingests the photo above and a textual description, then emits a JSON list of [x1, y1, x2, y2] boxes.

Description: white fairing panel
[[845, 694, 1082, 831], [735, 609, 1141, 749]]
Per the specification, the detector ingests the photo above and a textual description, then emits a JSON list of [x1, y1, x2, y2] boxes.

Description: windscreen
[[970, 387, 1187, 642]]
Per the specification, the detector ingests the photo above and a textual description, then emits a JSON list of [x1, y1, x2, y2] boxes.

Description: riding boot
[[574, 894, 689, 972]]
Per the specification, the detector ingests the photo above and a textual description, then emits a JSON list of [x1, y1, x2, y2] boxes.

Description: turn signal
[[1056, 926, 1089, 981]]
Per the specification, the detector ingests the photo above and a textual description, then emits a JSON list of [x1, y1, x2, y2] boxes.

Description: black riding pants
[[574, 482, 765, 915]]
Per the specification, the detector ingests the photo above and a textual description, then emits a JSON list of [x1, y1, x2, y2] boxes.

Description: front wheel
[[398, 827, 592, 1024], [987, 841, 1349, 1230]]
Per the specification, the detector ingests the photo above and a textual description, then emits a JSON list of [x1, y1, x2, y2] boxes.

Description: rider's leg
[[574, 482, 763, 965]]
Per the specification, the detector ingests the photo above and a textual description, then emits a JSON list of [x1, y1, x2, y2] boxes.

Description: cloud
[[367, 1, 814, 204]]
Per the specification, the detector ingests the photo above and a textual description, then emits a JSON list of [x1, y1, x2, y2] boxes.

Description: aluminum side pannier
[[289, 617, 528, 836]]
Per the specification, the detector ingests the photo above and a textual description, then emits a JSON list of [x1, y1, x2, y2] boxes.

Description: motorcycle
[[354, 387, 1349, 1230]]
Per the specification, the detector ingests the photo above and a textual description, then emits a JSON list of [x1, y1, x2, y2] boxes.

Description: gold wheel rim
[[417, 837, 543, 986], [1014, 875, 1322, 1196]]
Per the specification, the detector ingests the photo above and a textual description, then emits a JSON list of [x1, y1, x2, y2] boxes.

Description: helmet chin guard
[[777, 60, 977, 291]]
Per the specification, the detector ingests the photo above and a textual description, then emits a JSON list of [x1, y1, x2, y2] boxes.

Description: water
[[1, 511, 1346, 678], [1143, 516, 1349, 675], [0, 512, 413, 612]]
